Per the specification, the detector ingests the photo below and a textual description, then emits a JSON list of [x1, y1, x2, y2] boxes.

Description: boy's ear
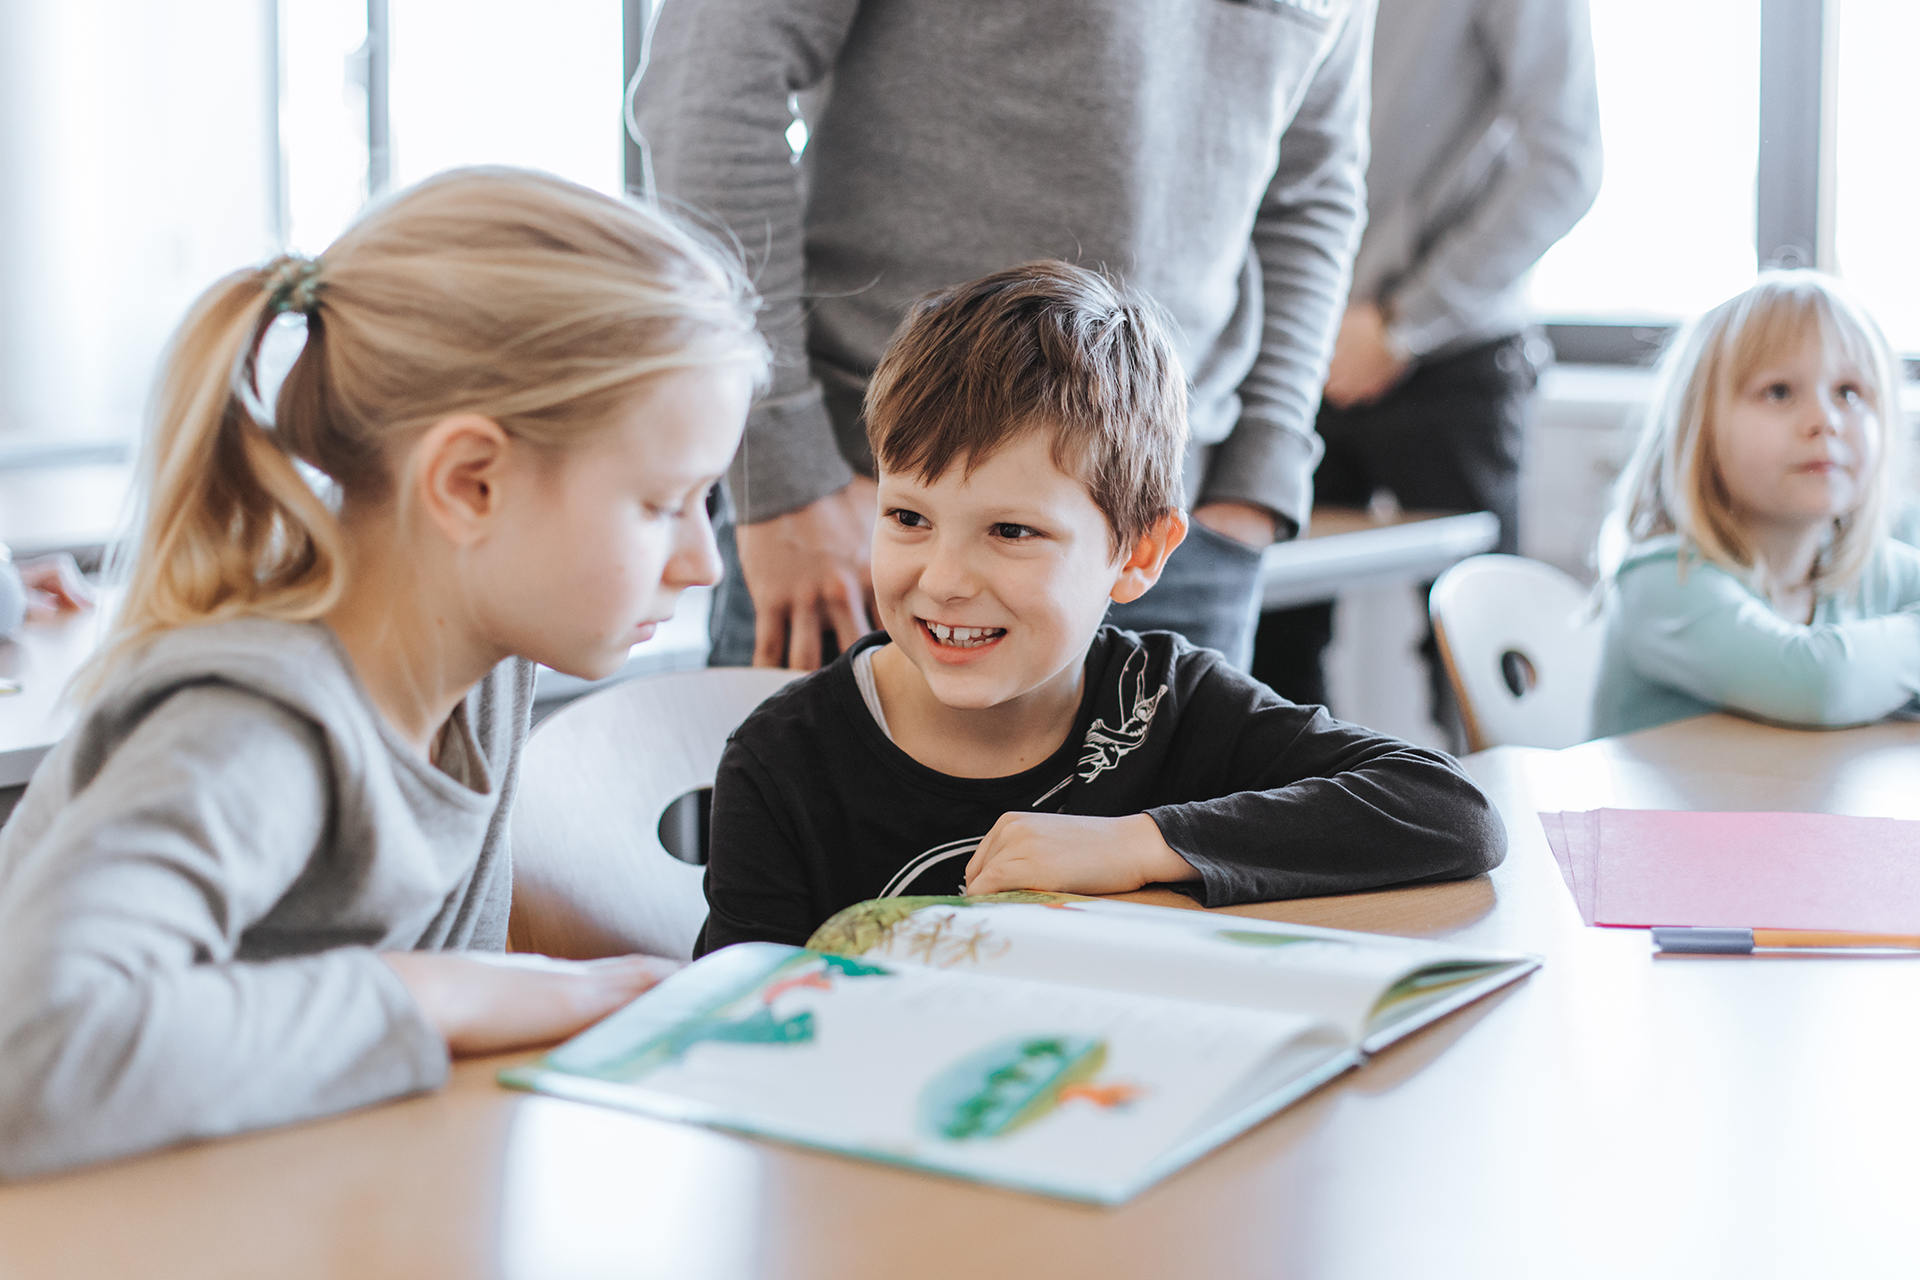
[[1110, 509, 1189, 605], [411, 413, 513, 548]]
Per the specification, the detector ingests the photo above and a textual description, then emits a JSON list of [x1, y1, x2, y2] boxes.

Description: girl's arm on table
[[1617, 560, 1920, 728], [0, 685, 650, 1179]]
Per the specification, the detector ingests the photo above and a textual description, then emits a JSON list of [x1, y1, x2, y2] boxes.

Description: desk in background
[[4, 712, 1916, 1278]]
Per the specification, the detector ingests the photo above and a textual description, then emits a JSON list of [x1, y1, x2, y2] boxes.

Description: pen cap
[[1651, 928, 1754, 954]]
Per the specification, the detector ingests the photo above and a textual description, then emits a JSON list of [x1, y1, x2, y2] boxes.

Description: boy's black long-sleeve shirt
[[696, 628, 1507, 956]]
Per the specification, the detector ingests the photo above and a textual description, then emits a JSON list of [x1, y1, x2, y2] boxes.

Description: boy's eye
[[991, 522, 1041, 541], [1762, 382, 1792, 402], [888, 508, 930, 530], [1838, 384, 1864, 405]]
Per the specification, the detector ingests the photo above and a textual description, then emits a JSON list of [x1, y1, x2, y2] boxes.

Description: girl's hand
[[380, 952, 675, 1057], [963, 812, 1197, 897]]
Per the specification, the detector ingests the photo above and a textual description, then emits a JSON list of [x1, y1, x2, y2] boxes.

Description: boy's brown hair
[[864, 260, 1188, 551]]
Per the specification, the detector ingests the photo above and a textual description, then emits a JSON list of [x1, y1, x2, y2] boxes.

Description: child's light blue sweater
[[1592, 534, 1920, 738]]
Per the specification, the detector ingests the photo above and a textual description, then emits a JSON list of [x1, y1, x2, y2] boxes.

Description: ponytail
[[79, 167, 766, 698], [77, 267, 346, 697]]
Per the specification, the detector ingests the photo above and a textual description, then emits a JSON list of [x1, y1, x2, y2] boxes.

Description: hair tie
[[232, 256, 324, 430], [263, 255, 326, 316]]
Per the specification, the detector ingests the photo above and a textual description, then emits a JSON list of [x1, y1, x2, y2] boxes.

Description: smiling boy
[[695, 263, 1506, 954]]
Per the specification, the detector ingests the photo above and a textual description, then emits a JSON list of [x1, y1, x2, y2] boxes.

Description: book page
[[529, 942, 1347, 1202], [807, 895, 1525, 1044]]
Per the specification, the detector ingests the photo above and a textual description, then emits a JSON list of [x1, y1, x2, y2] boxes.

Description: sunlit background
[[0, 0, 1911, 448]]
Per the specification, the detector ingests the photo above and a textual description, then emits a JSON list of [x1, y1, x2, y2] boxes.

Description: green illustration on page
[[807, 890, 1093, 960], [921, 1035, 1141, 1141], [561, 950, 894, 1083]]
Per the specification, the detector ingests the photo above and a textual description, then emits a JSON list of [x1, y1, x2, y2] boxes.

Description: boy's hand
[[381, 952, 675, 1057], [963, 812, 1198, 897]]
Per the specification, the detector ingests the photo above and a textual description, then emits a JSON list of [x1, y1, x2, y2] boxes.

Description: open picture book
[[500, 893, 1539, 1204]]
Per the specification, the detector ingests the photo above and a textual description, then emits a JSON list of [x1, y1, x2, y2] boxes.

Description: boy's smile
[[919, 620, 1007, 658], [868, 430, 1181, 777]]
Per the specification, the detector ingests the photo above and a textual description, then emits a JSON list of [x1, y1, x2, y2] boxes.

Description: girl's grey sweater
[[0, 619, 533, 1178]]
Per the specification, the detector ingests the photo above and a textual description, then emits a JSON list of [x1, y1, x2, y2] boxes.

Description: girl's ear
[[1110, 509, 1189, 604], [412, 413, 513, 547]]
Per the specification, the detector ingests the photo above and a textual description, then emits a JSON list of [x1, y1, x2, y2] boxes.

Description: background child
[[1592, 270, 1920, 738], [0, 168, 766, 1178], [697, 262, 1505, 954]]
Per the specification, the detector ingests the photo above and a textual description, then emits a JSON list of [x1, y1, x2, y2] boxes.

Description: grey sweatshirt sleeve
[[0, 685, 447, 1179], [1202, 0, 1373, 534], [1374, 0, 1602, 356], [634, 0, 862, 524]]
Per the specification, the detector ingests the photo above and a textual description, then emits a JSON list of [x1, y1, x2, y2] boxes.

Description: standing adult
[[634, 0, 1375, 671], [1252, 0, 1603, 725]]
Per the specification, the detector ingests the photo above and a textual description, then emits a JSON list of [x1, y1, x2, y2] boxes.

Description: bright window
[[1526, 0, 1762, 325], [388, 0, 623, 197], [1831, 0, 1920, 354]]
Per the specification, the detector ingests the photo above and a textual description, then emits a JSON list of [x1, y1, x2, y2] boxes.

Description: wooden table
[[5, 711, 1915, 1278]]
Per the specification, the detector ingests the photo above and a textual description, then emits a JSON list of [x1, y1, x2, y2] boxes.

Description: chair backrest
[[1428, 554, 1604, 752], [509, 666, 799, 961]]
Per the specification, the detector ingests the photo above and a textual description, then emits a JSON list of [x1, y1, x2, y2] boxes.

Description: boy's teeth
[[928, 622, 1003, 647]]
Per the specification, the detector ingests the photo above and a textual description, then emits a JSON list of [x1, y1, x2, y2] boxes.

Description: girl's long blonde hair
[[1603, 270, 1906, 596], [83, 167, 766, 697]]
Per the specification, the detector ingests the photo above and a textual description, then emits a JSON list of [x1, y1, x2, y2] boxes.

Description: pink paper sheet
[[1537, 810, 1600, 925], [1538, 809, 1920, 931]]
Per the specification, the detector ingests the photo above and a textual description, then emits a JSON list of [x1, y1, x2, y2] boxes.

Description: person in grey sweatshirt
[[1253, 0, 1602, 724], [634, 0, 1375, 672], [0, 169, 766, 1178]]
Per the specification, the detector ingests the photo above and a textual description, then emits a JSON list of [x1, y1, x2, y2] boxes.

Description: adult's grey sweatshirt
[[0, 619, 533, 1179], [1354, 0, 1601, 362], [635, 0, 1374, 534]]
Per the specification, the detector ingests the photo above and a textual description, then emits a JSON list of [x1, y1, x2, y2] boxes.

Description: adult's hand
[[736, 476, 878, 670], [1323, 302, 1411, 410], [1193, 501, 1280, 549]]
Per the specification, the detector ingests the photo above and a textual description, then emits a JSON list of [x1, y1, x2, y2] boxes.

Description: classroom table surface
[[0, 711, 1897, 1277], [7, 710, 1917, 1277]]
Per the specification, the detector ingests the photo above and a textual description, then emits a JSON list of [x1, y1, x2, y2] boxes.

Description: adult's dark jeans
[[708, 500, 1268, 670], [1251, 333, 1539, 727]]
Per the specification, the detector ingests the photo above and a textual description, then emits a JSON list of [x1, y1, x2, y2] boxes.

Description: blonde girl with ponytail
[[0, 168, 767, 1178]]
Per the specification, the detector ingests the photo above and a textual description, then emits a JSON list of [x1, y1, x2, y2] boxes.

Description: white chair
[[509, 666, 800, 961], [1428, 554, 1604, 752]]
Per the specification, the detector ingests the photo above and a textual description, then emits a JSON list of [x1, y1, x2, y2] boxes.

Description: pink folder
[[1538, 809, 1920, 932]]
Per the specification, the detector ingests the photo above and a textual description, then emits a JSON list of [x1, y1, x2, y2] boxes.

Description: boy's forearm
[[1148, 749, 1507, 907]]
